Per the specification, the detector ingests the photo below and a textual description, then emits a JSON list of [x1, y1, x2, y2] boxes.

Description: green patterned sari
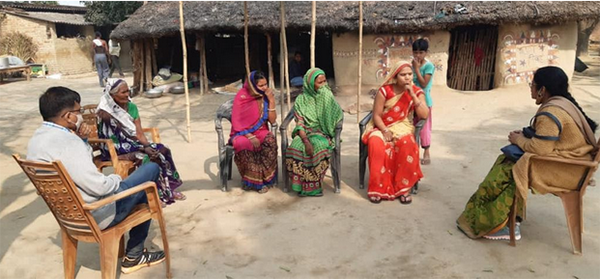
[[457, 155, 524, 238], [285, 68, 343, 196]]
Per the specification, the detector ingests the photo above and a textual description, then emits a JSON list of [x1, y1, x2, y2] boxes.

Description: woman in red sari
[[362, 61, 429, 204], [230, 71, 278, 193]]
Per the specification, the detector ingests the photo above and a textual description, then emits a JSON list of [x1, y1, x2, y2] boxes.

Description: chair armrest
[[83, 182, 157, 211], [359, 111, 373, 128], [142, 127, 161, 143], [530, 155, 598, 168], [280, 108, 295, 133], [414, 119, 426, 134], [215, 118, 226, 160], [88, 138, 119, 169]]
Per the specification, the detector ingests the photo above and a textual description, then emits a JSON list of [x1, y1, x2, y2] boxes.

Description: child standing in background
[[412, 39, 435, 165]]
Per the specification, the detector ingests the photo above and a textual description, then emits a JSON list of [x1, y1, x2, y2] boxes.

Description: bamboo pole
[[179, 1, 192, 143], [310, 1, 316, 68], [357, 1, 363, 123], [198, 36, 204, 95], [151, 39, 157, 76], [279, 34, 285, 122], [201, 35, 209, 94], [144, 40, 152, 91], [266, 33, 275, 89], [244, 1, 250, 76], [280, 1, 291, 111]]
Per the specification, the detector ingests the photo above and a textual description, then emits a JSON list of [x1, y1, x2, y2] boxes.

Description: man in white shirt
[[27, 86, 165, 274], [109, 37, 125, 78]]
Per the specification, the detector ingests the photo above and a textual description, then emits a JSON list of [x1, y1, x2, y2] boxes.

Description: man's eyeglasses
[[68, 108, 85, 114]]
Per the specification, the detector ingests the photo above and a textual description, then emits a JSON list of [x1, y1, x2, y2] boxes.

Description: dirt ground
[[1, 57, 599, 279]]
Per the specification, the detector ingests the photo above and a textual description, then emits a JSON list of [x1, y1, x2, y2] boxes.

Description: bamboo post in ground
[[279, 34, 285, 122], [179, 1, 192, 143], [280, 1, 291, 111], [151, 39, 157, 76], [144, 40, 152, 91], [201, 35, 209, 94], [244, 1, 250, 76], [310, 1, 316, 68], [197, 36, 204, 95], [357, 1, 363, 123], [266, 33, 275, 89]]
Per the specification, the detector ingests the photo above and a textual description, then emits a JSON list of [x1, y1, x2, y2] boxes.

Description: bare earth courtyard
[[1, 59, 599, 278]]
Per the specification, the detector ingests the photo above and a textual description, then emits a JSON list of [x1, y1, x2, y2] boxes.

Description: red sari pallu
[[362, 83, 424, 200]]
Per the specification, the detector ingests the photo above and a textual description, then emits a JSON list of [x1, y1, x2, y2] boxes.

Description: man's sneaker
[[483, 223, 521, 241], [121, 249, 165, 274]]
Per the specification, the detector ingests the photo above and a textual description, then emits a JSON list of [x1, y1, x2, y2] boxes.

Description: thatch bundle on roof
[[112, 1, 600, 40]]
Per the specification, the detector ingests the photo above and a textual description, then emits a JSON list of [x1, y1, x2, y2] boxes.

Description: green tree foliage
[[83, 1, 143, 26]]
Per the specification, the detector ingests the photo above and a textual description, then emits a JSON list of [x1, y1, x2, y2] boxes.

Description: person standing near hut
[[92, 31, 110, 87], [108, 36, 125, 78], [412, 39, 435, 165]]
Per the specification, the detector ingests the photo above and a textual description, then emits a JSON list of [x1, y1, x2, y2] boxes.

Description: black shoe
[[121, 249, 165, 274]]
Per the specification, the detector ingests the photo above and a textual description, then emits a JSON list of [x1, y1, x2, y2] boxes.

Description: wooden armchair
[[13, 154, 171, 279], [508, 137, 600, 255], [82, 104, 161, 178]]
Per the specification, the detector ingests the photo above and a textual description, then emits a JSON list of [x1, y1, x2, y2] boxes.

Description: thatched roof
[[112, 1, 600, 40]]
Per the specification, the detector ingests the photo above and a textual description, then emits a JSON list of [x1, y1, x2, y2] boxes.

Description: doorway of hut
[[447, 25, 498, 91], [154, 31, 334, 88]]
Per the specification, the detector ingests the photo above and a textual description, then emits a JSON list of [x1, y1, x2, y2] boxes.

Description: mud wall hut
[[111, 1, 600, 93]]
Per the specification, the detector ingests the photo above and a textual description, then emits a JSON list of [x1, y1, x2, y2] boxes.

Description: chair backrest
[[216, 99, 234, 125], [82, 104, 99, 139], [13, 154, 101, 241]]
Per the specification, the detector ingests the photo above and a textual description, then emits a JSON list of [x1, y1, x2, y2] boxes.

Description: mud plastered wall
[[332, 31, 450, 89], [495, 21, 577, 87]]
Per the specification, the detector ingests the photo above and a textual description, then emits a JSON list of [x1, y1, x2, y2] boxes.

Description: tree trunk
[[577, 19, 599, 57]]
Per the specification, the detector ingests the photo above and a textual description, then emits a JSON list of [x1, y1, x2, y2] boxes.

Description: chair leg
[[559, 191, 583, 255], [62, 230, 78, 279], [508, 194, 518, 247], [118, 236, 125, 258], [157, 215, 172, 278], [220, 156, 228, 192], [359, 145, 367, 189], [99, 234, 121, 279]]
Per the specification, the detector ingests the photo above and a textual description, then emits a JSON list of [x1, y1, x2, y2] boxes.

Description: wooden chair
[[12, 154, 171, 279], [214, 99, 278, 191], [82, 104, 161, 178], [508, 137, 600, 255], [280, 108, 343, 193], [358, 111, 426, 194]]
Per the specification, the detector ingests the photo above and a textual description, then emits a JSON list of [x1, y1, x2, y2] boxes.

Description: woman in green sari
[[456, 66, 597, 241], [285, 68, 343, 197]]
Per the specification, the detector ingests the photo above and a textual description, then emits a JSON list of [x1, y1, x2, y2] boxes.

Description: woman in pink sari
[[362, 61, 429, 204], [230, 71, 278, 193]]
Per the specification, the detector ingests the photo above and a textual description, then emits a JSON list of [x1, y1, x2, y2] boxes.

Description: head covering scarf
[[230, 71, 269, 139], [293, 68, 343, 138], [381, 61, 412, 87], [97, 78, 137, 136]]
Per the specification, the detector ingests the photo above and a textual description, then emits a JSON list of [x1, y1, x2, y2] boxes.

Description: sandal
[[421, 157, 431, 165], [399, 194, 412, 205], [298, 191, 323, 197], [258, 186, 269, 194], [173, 191, 187, 201], [369, 196, 382, 204]]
